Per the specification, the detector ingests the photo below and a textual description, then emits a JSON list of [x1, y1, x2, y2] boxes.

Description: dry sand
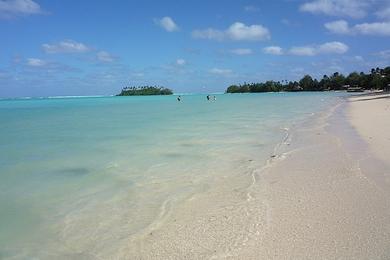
[[348, 93, 390, 169], [122, 93, 390, 259]]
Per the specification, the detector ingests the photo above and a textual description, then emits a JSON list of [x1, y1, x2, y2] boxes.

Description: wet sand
[[122, 94, 390, 259]]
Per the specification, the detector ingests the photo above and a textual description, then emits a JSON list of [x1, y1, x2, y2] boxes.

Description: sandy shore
[[348, 93, 390, 169], [122, 93, 390, 259]]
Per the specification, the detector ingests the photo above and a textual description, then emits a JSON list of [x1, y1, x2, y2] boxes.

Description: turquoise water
[[0, 93, 343, 258]]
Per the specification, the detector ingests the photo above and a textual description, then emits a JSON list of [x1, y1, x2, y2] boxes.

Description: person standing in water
[[213, 95, 216, 101], [177, 95, 181, 102], [206, 95, 210, 101]]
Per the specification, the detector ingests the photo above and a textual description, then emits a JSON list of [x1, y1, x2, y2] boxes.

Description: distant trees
[[117, 86, 173, 96], [226, 81, 285, 93], [299, 75, 315, 91], [226, 66, 390, 93]]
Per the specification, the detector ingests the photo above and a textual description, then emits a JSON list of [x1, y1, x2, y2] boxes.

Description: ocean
[[0, 92, 344, 258]]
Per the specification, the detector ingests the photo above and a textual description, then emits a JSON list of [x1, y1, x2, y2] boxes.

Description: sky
[[0, 0, 389, 98]]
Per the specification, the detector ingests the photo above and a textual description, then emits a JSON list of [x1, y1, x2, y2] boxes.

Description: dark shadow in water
[[56, 167, 90, 177], [161, 152, 185, 158]]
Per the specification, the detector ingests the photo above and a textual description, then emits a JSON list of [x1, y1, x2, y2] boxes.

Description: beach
[[1, 0, 389, 258], [1, 93, 390, 259], [124, 93, 390, 259], [349, 93, 390, 170]]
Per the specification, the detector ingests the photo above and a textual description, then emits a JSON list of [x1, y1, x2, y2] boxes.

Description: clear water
[[0, 92, 343, 258]]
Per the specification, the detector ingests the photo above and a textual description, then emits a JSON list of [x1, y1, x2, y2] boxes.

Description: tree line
[[117, 86, 173, 96], [226, 66, 390, 93]]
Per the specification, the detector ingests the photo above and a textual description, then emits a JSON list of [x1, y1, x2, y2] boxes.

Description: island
[[117, 86, 173, 96], [226, 67, 390, 93]]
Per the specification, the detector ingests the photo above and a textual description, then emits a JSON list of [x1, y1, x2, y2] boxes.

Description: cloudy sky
[[0, 0, 389, 97]]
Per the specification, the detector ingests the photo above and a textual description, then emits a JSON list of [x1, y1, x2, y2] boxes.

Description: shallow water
[[0, 92, 345, 258]]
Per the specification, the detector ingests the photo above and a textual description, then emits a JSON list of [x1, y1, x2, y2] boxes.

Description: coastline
[[122, 93, 390, 259], [1, 93, 389, 259]]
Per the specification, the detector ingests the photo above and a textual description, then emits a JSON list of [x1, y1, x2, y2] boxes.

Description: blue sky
[[0, 0, 389, 97]]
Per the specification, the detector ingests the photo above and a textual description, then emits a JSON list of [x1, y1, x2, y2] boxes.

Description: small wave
[[47, 95, 107, 99]]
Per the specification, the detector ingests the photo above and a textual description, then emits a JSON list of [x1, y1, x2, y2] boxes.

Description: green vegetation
[[226, 66, 390, 93], [117, 86, 173, 96]]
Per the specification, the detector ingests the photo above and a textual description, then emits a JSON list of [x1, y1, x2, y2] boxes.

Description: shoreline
[[123, 93, 390, 259], [2, 93, 389, 259]]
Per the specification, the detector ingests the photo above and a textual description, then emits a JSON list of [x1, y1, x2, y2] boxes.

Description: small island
[[117, 86, 173, 96], [226, 67, 390, 93]]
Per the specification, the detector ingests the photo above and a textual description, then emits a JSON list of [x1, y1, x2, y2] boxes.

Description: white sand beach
[[349, 93, 390, 168], [122, 94, 390, 259]]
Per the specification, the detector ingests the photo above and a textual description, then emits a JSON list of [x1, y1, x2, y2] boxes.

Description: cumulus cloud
[[227, 23, 270, 41], [324, 20, 390, 36], [230, 48, 253, 55], [25, 58, 78, 72], [97, 51, 115, 62], [289, 46, 317, 56], [263, 46, 283, 55], [192, 22, 270, 41], [0, 0, 43, 18], [209, 68, 233, 75], [155, 16, 179, 32], [300, 0, 370, 18], [289, 41, 348, 56], [176, 58, 186, 65], [324, 20, 350, 34], [354, 22, 390, 36], [42, 40, 91, 54], [318, 41, 349, 53], [26, 58, 46, 67]]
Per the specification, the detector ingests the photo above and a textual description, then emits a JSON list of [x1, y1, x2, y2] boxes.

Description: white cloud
[[324, 20, 350, 34], [192, 22, 270, 41], [289, 41, 348, 56], [42, 40, 91, 54], [24, 58, 77, 72], [155, 16, 179, 32], [318, 41, 349, 54], [97, 51, 115, 62], [354, 22, 390, 36], [289, 46, 317, 56], [325, 20, 390, 36], [300, 0, 370, 18], [209, 68, 233, 75], [263, 46, 283, 55], [0, 0, 42, 18], [192, 28, 225, 40], [227, 22, 270, 41], [26, 58, 46, 67], [176, 58, 186, 65], [230, 48, 253, 55]]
